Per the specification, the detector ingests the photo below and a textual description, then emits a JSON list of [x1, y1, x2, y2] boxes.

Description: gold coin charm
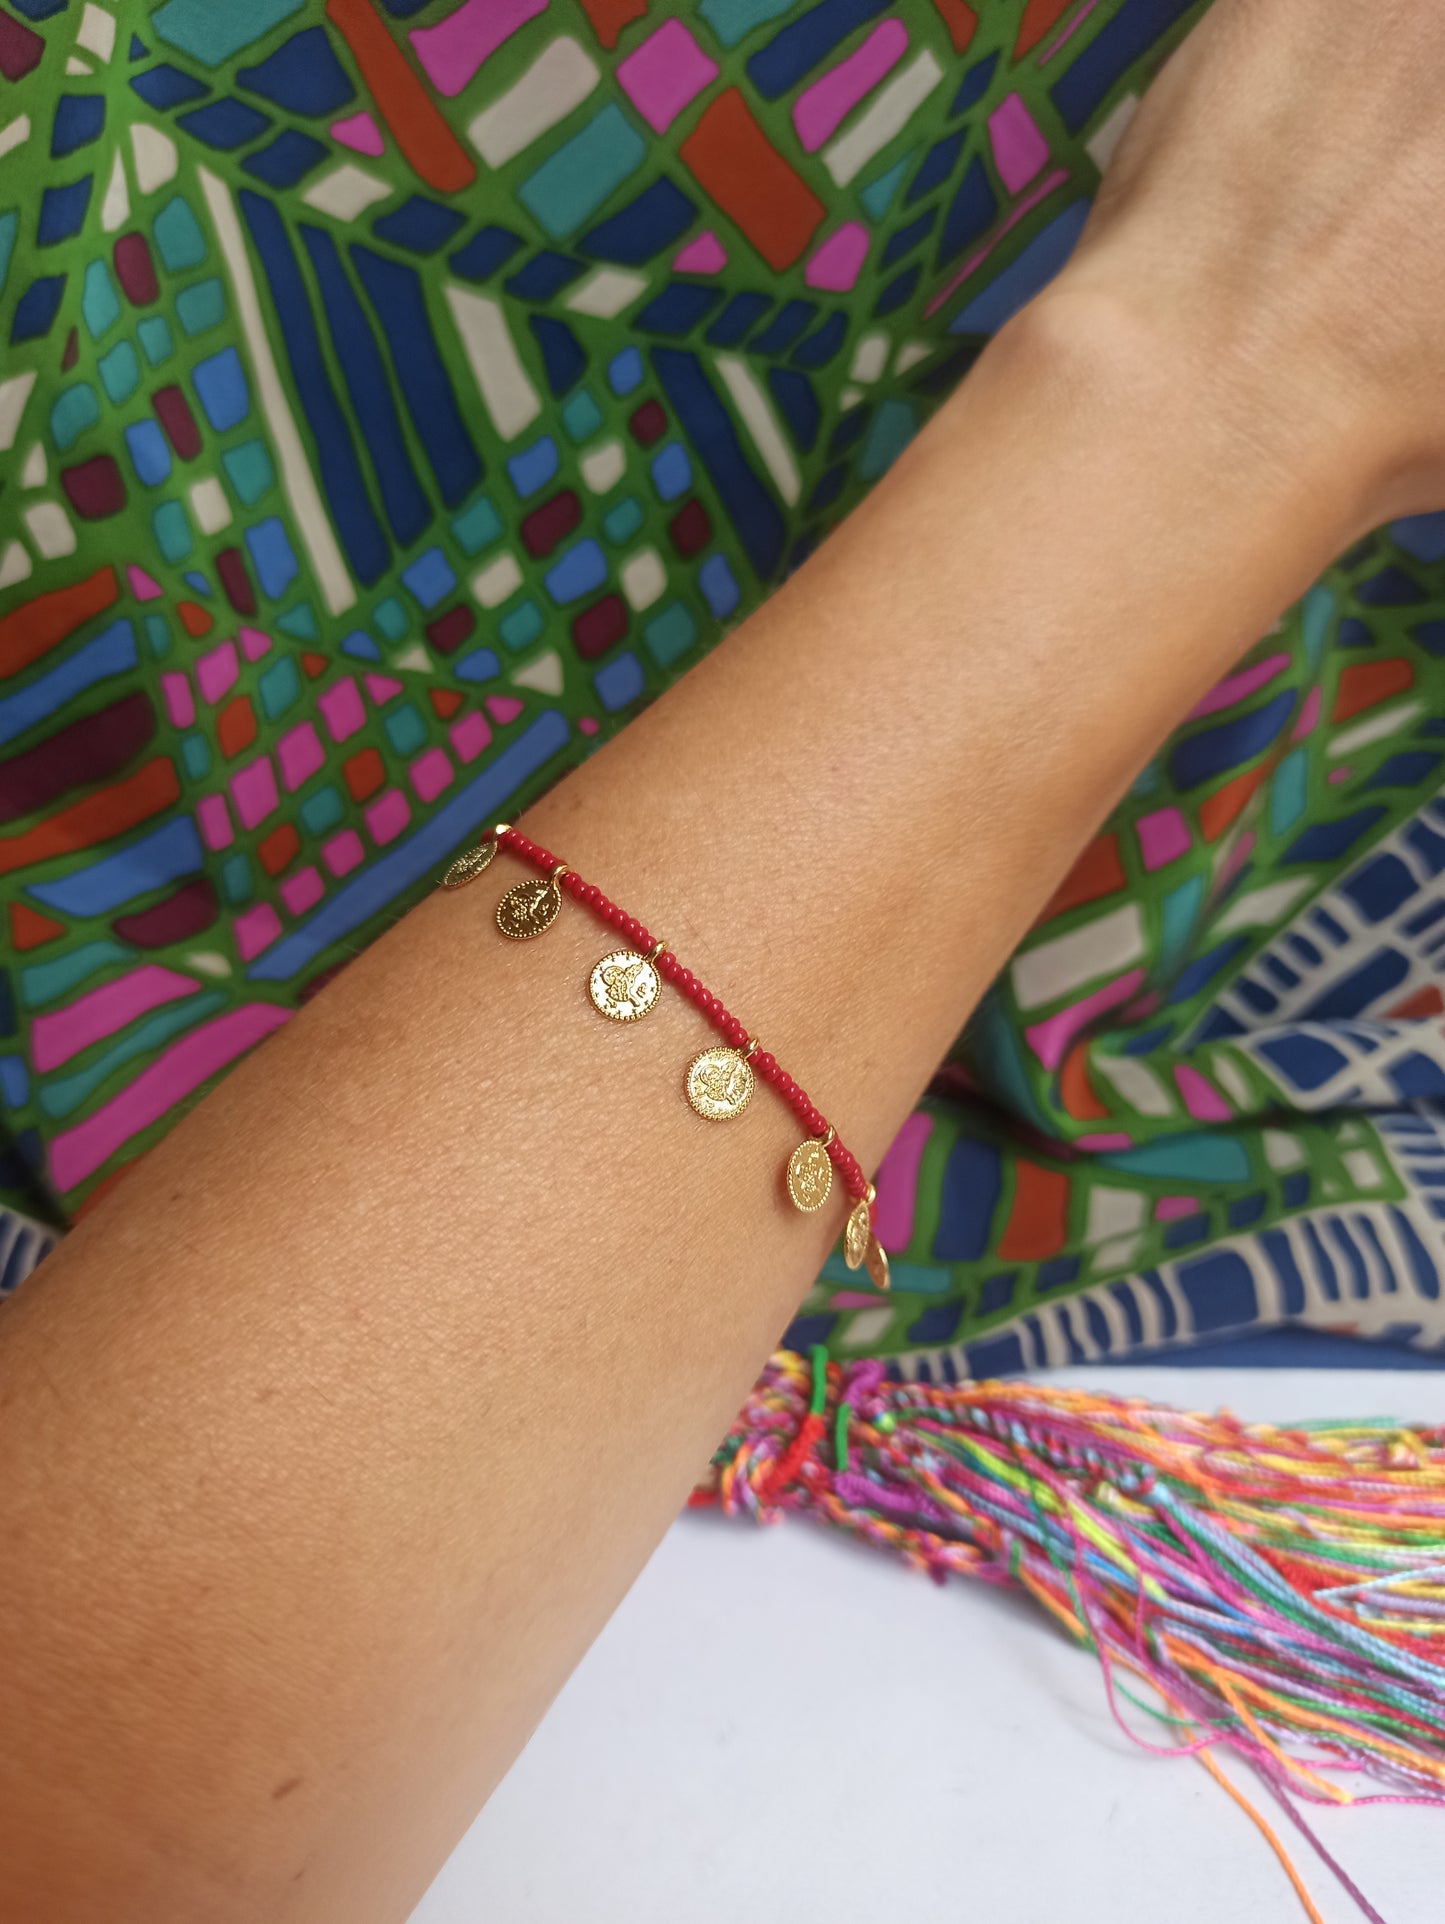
[[863, 1234, 891, 1294], [590, 946, 662, 1023], [497, 870, 564, 940], [685, 1044, 755, 1121], [786, 1136, 833, 1213], [843, 1196, 872, 1269], [441, 840, 497, 889]]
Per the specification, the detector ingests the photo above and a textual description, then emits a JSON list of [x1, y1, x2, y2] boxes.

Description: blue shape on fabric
[[1367, 751, 1441, 792], [791, 310, 847, 367], [950, 200, 1090, 334], [883, 210, 936, 268], [933, 1133, 1000, 1262], [1391, 1207, 1440, 1300], [1357, 566, 1424, 607], [1175, 1250, 1258, 1333], [244, 517, 299, 599], [449, 226, 524, 280], [178, 98, 271, 149], [51, 94, 105, 157], [29, 819, 203, 915], [191, 346, 250, 431], [766, 368, 819, 453], [593, 650, 645, 711], [505, 250, 583, 299], [124, 419, 172, 486], [236, 26, 354, 114], [607, 346, 643, 395], [706, 291, 772, 348], [908, 130, 963, 205], [130, 62, 210, 107], [874, 266, 921, 317], [746, 0, 892, 99], [964, 1330, 1026, 1378], [1170, 689, 1296, 789], [581, 177, 697, 265], [750, 299, 816, 355], [1163, 1214, 1209, 1251], [649, 443, 691, 500], [372, 195, 467, 255], [907, 1300, 963, 1346], [637, 282, 723, 335], [698, 554, 739, 617], [936, 157, 997, 270], [527, 314, 586, 397], [1390, 1052, 1445, 1099], [1340, 852, 1417, 923], [0, 620, 137, 747], [1051, 0, 1196, 134], [1167, 936, 1248, 1004], [1391, 511, 1445, 563], [37, 178, 92, 246], [651, 346, 785, 579], [454, 648, 499, 683], [242, 129, 328, 187], [544, 538, 607, 604], [1299, 946, 1409, 1020], [1255, 1032, 1347, 1092], [950, 51, 998, 115], [1108, 1281, 1145, 1347], [977, 1271, 1016, 1317], [506, 436, 559, 498], [401, 547, 455, 609]]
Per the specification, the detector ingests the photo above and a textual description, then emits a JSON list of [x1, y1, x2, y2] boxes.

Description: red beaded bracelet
[[439, 824, 889, 1292]]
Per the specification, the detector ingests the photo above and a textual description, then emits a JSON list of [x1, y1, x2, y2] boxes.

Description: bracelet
[[439, 825, 890, 1292]]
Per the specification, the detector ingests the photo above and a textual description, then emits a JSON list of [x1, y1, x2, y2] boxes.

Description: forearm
[[0, 299, 1365, 1920]]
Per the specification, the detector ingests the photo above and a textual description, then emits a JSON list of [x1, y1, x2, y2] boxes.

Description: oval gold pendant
[[843, 1197, 871, 1269], [786, 1138, 833, 1213], [685, 1045, 755, 1121], [589, 949, 661, 1023], [497, 875, 561, 939], [863, 1235, 891, 1294], [441, 840, 496, 889]]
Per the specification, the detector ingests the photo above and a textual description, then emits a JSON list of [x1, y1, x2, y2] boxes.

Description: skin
[[4, 1, 1445, 1916]]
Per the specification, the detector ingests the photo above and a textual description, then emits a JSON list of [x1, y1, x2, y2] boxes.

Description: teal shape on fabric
[[221, 437, 274, 505], [152, 196, 208, 273], [19, 940, 129, 1009], [602, 496, 642, 545], [698, 0, 795, 47], [49, 383, 98, 453], [176, 276, 226, 336], [886, 1259, 953, 1296], [384, 703, 427, 756], [451, 495, 501, 555], [40, 994, 225, 1120], [137, 315, 173, 364], [1159, 873, 1205, 975], [81, 258, 120, 340], [301, 784, 344, 835], [643, 600, 696, 669], [278, 601, 319, 641], [180, 731, 210, 777], [1301, 583, 1334, 666], [372, 594, 408, 640], [950, 200, 1090, 335], [518, 105, 646, 240], [498, 599, 542, 650], [151, 0, 306, 65], [1270, 747, 1309, 835], [964, 994, 1052, 1131], [0, 212, 16, 300], [98, 340, 140, 403], [152, 499, 192, 563], [561, 389, 603, 443], [859, 399, 917, 481], [258, 655, 299, 719], [1100, 1132, 1252, 1183], [143, 613, 170, 658], [860, 154, 913, 220], [221, 852, 252, 904]]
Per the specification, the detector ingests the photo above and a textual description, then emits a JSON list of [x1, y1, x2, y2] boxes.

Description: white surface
[[409, 1369, 1444, 1924]]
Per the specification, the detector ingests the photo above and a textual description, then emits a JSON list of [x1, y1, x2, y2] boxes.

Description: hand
[[1038, 0, 1445, 533]]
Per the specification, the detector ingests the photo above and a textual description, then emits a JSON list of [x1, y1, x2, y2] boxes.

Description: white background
[[410, 1367, 1443, 1923]]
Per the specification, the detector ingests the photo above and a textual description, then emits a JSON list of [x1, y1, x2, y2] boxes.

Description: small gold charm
[[843, 1194, 872, 1269], [685, 1043, 755, 1121], [441, 840, 497, 889], [497, 867, 567, 940], [864, 1234, 891, 1294], [590, 942, 663, 1022], [786, 1128, 834, 1213]]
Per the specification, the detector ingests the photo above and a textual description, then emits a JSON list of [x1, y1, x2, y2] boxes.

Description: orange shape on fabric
[[9, 901, 64, 951], [998, 1159, 1070, 1263], [1387, 984, 1445, 1019], [1013, 0, 1072, 55], [679, 90, 826, 273], [344, 746, 385, 802], [1331, 657, 1414, 724], [325, 0, 476, 194], [929, 0, 978, 53], [259, 822, 300, 876], [0, 756, 178, 878], [576, 0, 646, 49], [1199, 762, 1269, 841], [428, 688, 464, 720], [1058, 1038, 1110, 1121], [1038, 832, 1125, 924], [301, 652, 329, 678], [177, 600, 212, 639], [0, 565, 117, 677], [216, 695, 257, 759]]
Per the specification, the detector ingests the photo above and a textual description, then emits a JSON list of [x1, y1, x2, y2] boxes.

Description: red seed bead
[[753, 1050, 777, 1078], [658, 951, 681, 980]]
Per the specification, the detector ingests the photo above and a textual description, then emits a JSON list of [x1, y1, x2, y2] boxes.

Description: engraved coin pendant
[[497, 875, 561, 940], [843, 1196, 871, 1269], [685, 1045, 755, 1121], [863, 1235, 891, 1294], [786, 1138, 833, 1213], [441, 840, 497, 889], [589, 949, 661, 1023]]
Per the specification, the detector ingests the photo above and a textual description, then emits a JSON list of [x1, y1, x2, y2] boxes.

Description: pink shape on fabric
[[409, 746, 453, 802], [276, 721, 325, 792], [318, 676, 365, 743], [673, 230, 727, 275], [1135, 806, 1189, 871], [1154, 1195, 1200, 1221], [230, 755, 278, 830], [1076, 1133, 1133, 1151], [1188, 652, 1289, 721], [829, 1291, 887, 1310], [160, 671, 194, 728], [364, 788, 411, 846], [792, 19, 906, 152], [127, 564, 162, 601], [1292, 685, 1321, 741], [1327, 766, 1352, 785], [364, 672, 403, 705], [32, 966, 198, 1072], [1174, 1062, 1233, 1122], [409, 0, 547, 98], [195, 639, 238, 706], [805, 222, 870, 292], [322, 829, 364, 878], [329, 110, 385, 156], [234, 902, 282, 963], [577, 715, 599, 736], [485, 694, 524, 726], [239, 625, 270, 661], [449, 711, 491, 762], [49, 1005, 289, 1191], [872, 1109, 933, 1252], [1025, 968, 1146, 1071], [280, 866, 324, 916], [987, 93, 1050, 193], [925, 167, 1069, 319], [1216, 830, 1254, 891], [196, 793, 233, 851], [617, 19, 719, 135]]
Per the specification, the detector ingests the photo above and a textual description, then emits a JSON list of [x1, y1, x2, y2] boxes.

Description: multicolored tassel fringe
[[691, 1348, 1445, 1922]]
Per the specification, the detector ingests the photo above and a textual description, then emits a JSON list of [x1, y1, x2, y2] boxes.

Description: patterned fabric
[[2, 0, 1444, 1377]]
